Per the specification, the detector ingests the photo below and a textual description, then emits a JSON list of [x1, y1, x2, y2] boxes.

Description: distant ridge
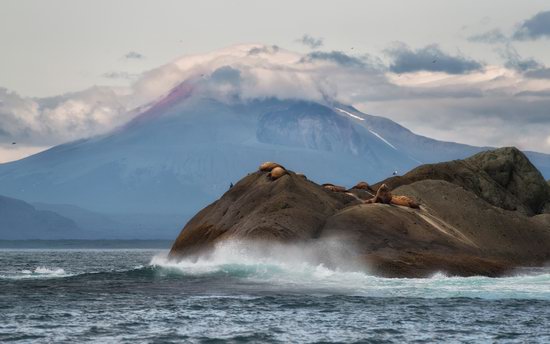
[[0, 194, 79, 239]]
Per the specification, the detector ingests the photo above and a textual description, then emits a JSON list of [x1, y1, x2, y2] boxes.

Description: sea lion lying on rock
[[365, 183, 392, 204], [390, 195, 420, 209], [259, 161, 282, 172], [365, 184, 420, 208], [352, 181, 372, 192], [269, 166, 288, 180], [322, 183, 347, 193]]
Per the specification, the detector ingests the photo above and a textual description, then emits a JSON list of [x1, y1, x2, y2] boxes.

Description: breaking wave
[[150, 241, 550, 300], [2, 242, 549, 300], [0, 266, 71, 279]]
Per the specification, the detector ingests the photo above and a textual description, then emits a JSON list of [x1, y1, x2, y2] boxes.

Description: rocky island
[[169, 147, 550, 277]]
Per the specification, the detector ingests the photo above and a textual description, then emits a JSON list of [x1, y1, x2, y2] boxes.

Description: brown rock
[[374, 147, 550, 216], [169, 148, 550, 277], [169, 171, 359, 258], [296, 173, 307, 179]]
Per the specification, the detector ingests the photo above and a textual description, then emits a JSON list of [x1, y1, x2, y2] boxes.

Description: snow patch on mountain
[[336, 108, 398, 151], [367, 129, 398, 150], [335, 108, 365, 121]]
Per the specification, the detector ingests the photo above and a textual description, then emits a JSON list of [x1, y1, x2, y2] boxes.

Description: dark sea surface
[[1, 243, 550, 343]]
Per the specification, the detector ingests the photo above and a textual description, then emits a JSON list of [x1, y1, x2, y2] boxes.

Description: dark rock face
[[170, 170, 359, 257], [467, 147, 550, 215], [170, 148, 550, 277], [375, 147, 550, 216]]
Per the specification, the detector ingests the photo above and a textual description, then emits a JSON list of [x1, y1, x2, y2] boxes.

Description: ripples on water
[[1, 243, 549, 343]]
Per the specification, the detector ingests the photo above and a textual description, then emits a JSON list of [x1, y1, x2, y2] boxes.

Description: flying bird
[[12, 142, 16, 145]]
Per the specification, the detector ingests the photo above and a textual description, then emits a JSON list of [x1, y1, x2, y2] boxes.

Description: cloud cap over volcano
[[1, 43, 550, 163]]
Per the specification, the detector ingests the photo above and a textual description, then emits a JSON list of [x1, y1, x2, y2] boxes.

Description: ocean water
[[1, 243, 550, 343]]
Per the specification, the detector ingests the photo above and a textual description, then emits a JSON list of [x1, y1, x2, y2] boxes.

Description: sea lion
[[365, 183, 392, 204], [269, 166, 288, 180], [352, 181, 372, 191], [390, 195, 420, 209], [323, 184, 347, 193], [259, 162, 282, 172], [365, 184, 420, 208]]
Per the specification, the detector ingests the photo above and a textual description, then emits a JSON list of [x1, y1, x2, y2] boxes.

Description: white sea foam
[[33, 267, 66, 275], [150, 240, 550, 300], [0, 266, 71, 280]]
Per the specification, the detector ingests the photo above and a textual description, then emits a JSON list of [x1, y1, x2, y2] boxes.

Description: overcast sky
[[1, 0, 550, 161]]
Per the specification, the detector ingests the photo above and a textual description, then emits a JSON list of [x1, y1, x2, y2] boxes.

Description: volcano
[[1, 78, 549, 239]]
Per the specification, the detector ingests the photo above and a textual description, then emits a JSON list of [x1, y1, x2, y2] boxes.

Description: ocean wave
[[3, 243, 549, 300], [0, 264, 149, 281], [150, 241, 550, 300], [0, 266, 72, 280]]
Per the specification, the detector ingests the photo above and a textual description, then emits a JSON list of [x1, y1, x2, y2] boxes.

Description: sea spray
[[151, 240, 550, 300], [0, 266, 72, 280], [152, 238, 365, 277]]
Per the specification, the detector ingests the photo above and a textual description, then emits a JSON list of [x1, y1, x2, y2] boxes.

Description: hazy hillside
[[0, 194, 80, 239]]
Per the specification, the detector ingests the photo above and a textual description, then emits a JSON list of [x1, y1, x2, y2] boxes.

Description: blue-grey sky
[[1, 0, 550, 161]]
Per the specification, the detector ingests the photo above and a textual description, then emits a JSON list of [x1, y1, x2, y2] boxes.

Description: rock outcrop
[[169, 168, 359, 257], [170, 148, 550, 277], [374, 147, 550, 216]]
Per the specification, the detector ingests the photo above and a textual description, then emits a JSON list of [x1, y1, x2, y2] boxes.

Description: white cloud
[[1, 43, 550, 163]]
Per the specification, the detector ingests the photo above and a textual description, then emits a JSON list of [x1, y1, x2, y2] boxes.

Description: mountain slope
[[0, 98, 419, 217], [0, 94, 549, 239], [333, 104, 550, 178]]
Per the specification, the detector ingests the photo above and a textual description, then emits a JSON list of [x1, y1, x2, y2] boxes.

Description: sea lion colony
[[261, 162, 419, 209], [169, 148, 550, 277]]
